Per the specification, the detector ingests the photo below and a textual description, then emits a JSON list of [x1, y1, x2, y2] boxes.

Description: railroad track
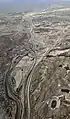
[[4, 50, 30, 119], [4, 42, 37, 119]]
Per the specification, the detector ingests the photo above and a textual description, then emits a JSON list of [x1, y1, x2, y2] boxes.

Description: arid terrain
[[0, 5, 70, 119]]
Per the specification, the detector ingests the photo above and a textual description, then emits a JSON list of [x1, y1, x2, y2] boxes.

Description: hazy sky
[[0, 0, 70, 2], [0, 0, 8, 1], [0, 0, 70, 13]]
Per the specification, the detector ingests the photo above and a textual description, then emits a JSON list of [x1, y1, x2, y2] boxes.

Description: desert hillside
[[0, 5, 70, 119]]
